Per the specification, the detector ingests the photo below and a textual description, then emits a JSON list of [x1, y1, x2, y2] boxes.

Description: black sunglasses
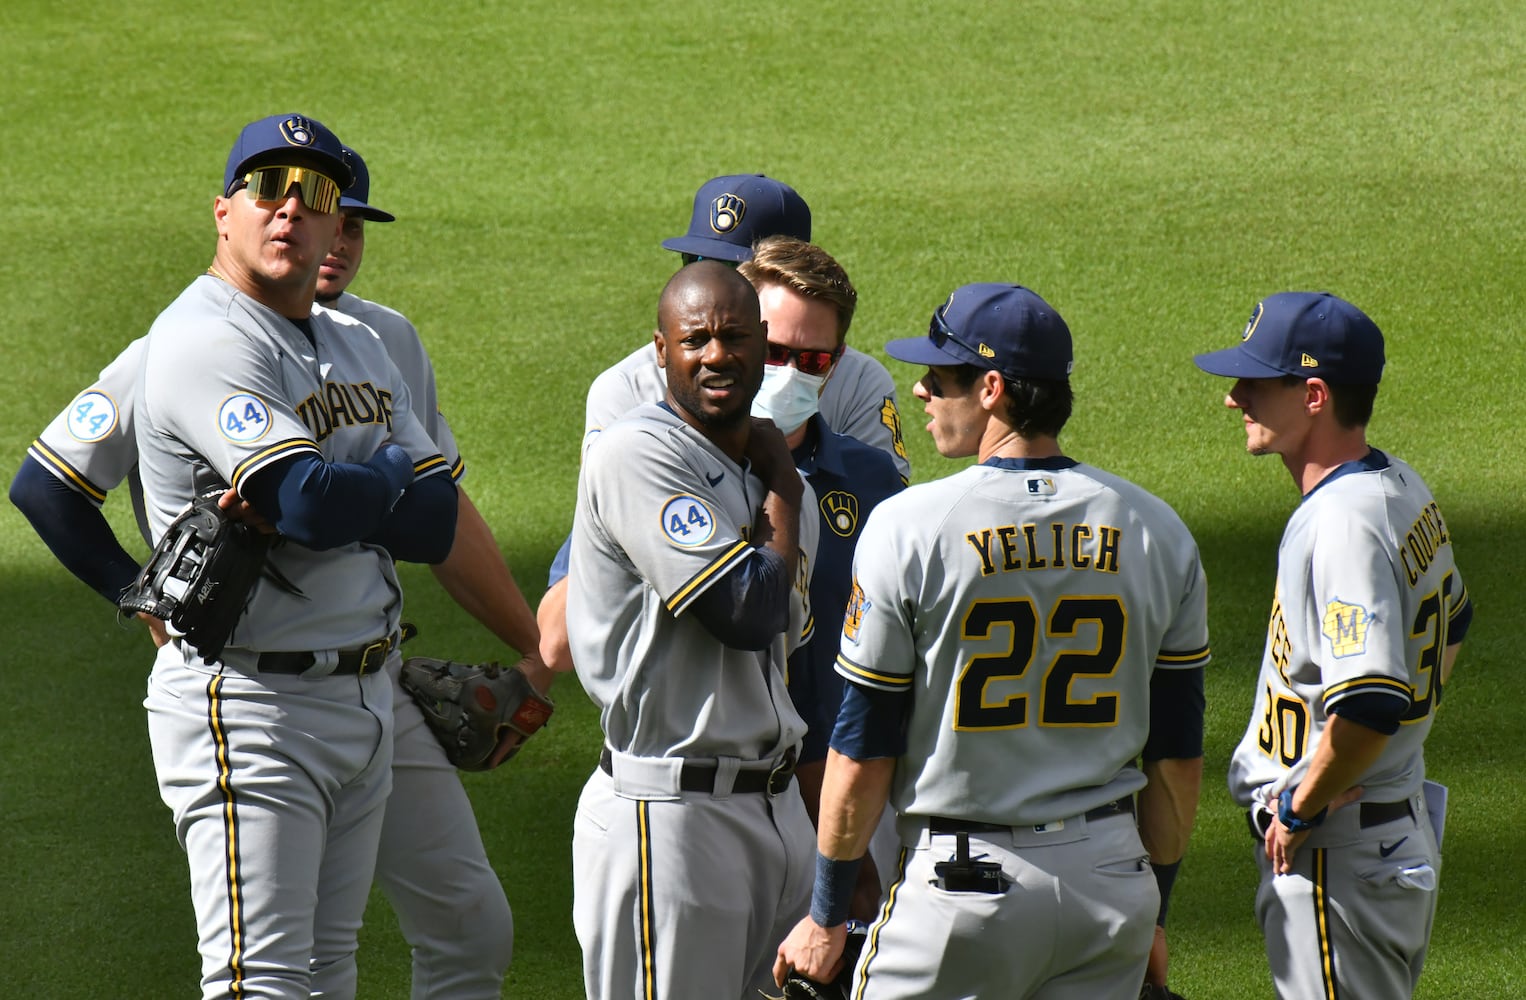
[[929, 306, 988, 360], [766, 343, 843, 377]]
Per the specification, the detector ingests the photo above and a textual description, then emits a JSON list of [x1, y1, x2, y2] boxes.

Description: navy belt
[[257, 634, 396, 676], [1246, 798, 1413, 839], [598, 747, 797, 795], [929, 796, 1135, 834]]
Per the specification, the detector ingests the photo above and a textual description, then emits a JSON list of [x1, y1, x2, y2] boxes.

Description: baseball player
[[150, 113, 458, 999], [582, 173, 909, 480], [538, 173, 909, 673], [776, 283, 1212, 1000], [1194, 292, 1473, 1000], [567, 261, 818, 1000], [737, 236, 907, 909], [10, 139, 536, 998]]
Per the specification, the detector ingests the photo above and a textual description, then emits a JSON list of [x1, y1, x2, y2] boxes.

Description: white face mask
[[751, 363, 826, 436]]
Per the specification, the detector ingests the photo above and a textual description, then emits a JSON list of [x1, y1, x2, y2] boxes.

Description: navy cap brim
[[884, 335, 968, 368], [1192, 345, 1289, 379], [660, 235, 753, 262], [339, 198, 395, 223]]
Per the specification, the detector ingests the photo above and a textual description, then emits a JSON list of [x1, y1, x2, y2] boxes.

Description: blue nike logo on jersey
[[706, 472, 724, 487], [1379, 837, 1408, 858]]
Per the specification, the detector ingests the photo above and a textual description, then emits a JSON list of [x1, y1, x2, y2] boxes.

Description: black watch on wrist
[[1277, 786, 1328, 832]]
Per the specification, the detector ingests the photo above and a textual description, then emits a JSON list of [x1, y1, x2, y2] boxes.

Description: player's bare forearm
[[1139, 756, 1203, 864], [1440, 641, 1463, 687], [535, 577, 575, 673], [817, 751, 895, 861], [1267, 715, 1387, 872], [429, 488, 552, 692]]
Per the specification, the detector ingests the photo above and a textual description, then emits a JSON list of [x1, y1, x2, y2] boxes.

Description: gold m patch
[[842, 577, 868, 643], [1321, 598, 1372, 657]]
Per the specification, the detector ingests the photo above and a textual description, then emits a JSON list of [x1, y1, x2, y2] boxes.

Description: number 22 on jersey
[[954, 594, 1125, 731]]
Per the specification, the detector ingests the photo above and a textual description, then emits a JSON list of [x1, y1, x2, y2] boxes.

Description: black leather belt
[[257, 634, 396, 676], [929, 796, 1135, 834], [1358, 799, 1413, 827], [598, 747, 797, 796], [1246, 798, 1413, 840]]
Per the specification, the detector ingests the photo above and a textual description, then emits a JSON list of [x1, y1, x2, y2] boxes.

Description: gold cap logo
[[1301, 353, 1319, 368]]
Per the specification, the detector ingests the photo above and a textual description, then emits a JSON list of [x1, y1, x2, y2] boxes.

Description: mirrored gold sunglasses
[[234, 166, 340, 214]]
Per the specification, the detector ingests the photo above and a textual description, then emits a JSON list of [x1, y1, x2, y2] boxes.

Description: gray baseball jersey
[[583, 342, 909, 479], [136, 275, 448, 654], [568, 401, 814, 759], [1228, 451, 1469, 1000], [567, 401, 818, 1000], [29, 335, 152, 541], [839, 458, 1211, 825], [1228, 453, 1468, 808], [833, 457, 1209, 1000], [35, 288, 508, 997], [321, 290, 464, 482]]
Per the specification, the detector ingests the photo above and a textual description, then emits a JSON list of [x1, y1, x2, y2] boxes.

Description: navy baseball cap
[[660, 174, 811, 262], [1194, 292, 1385, 384], [338, 146, 395, 222], [223, 113, 352, 195], [886, 284, 1074, 381]]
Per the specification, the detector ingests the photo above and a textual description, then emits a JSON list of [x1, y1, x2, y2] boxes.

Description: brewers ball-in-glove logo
[[820, 491, 859, 538], [710, 193, 746, 235], [1322, 597, 1372, 657], [280, 115, 316, 146]]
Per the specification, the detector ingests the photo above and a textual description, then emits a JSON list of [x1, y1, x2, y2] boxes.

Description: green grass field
[[3, 1, 1523, 996]]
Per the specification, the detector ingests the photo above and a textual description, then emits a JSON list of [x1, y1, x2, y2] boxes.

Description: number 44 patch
[[660, 494, 716, 547], [218, 393, 273, 443]]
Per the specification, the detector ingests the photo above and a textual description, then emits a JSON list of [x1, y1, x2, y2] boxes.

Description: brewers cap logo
[[820, 491, 859, 538], [710, 193, 746, 234], [1321, 597, 1372, 657], [280, 116, 316, 147], [1242, 302, 1265, 341]]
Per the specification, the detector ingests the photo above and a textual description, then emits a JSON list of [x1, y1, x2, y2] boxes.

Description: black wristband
[[810, 852, 863, 928], [1151, 860, 1180, 927]]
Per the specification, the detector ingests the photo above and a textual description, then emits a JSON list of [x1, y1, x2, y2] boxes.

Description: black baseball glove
[[118, 490, 273, 660], [779, 922, 868, 1000], [398, 657, 555, 770]]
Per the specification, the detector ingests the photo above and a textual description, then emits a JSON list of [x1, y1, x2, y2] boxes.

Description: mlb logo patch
[[1026, 477, 1057, 496]]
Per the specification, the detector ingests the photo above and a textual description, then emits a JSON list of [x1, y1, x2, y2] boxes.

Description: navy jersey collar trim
[[981, 455, 1079, 472], [1303, 448, 1389, 501]]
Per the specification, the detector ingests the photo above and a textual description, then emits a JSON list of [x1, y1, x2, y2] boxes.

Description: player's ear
[[1304, 377, 1331, 416], [978, 369, 1006, 411], [213, 195, 231, 236], [653, 329, 667, 369]]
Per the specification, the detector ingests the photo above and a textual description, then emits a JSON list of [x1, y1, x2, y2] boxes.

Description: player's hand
[[774, 916, 846, 987], [515, 651, 556, 697], [138, 611, 171, 648], [746, 417, 803, 503], [217, 487, 276, 534], [1265, 785, 1364, 873]]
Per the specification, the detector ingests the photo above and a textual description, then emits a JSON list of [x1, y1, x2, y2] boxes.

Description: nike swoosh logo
[[706, 472, 724, 487], [1379, 837, 1409, 858]]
